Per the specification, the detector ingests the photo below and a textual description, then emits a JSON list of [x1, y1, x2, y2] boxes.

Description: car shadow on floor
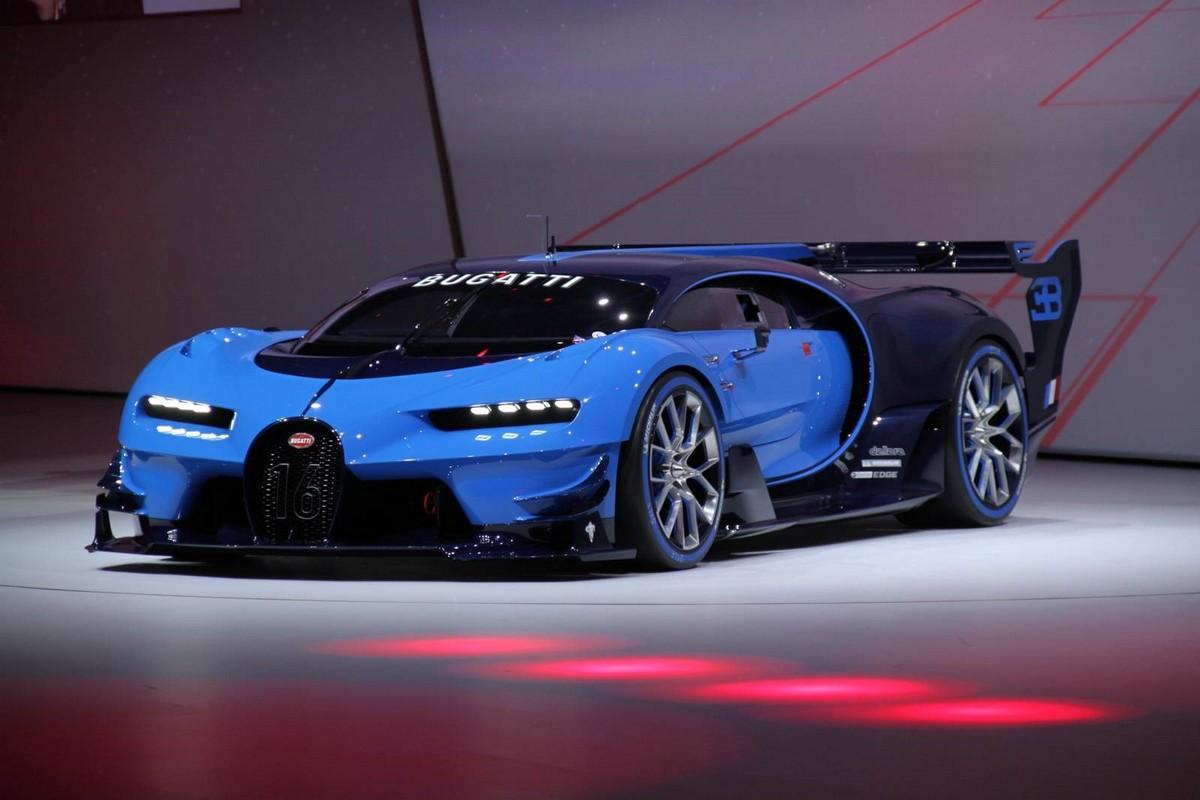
[[707, 515, 914, 561], [710, 512, 1069, 562], [98, 556, 618, 582], [96, 514, 1059, 582]]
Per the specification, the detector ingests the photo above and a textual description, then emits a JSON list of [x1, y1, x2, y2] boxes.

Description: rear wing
[[809, 240, 1081, 431], [805, 240, 1036, 273]]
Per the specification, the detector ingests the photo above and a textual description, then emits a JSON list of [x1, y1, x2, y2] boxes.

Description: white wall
[[422, 0, 1200, 461]]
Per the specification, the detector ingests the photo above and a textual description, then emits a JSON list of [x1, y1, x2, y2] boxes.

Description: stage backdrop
[[0, 0, 454, 392], [1, 1, 1196, 463], [422, 0, 1199, 462]]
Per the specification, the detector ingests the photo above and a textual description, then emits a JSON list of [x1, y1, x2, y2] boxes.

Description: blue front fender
[[114, 327, 720, 527]]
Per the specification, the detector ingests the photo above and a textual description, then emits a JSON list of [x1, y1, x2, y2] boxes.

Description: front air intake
[[244, 418, 344, 545]]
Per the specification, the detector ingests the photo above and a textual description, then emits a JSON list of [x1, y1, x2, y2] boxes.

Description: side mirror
[[732, 325, 770, 361]]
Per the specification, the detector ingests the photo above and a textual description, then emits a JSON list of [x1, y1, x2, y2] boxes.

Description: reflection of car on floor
[[92, 239, 1079, 569]]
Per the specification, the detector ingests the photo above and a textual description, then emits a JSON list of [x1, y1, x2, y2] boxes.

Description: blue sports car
[[92, 240, 1079, 569]]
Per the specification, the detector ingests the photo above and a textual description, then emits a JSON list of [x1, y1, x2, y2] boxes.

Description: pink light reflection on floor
[[671, 675, 969, 705], [816, 697, 1134, 727], [309, 634, 1140, 730], [465, 654, 776, 683], [311, 633, 628, 659]]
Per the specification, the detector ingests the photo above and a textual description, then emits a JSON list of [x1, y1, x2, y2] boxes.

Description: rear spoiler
[[805, 240, 1035, 273], [809, 240, 1081, 431]]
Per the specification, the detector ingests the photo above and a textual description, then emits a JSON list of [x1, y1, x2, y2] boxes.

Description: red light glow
[[678, 676, 959, 705], [312, 634, 623, 660], [825, 697, 1131, 727], [470, 655, 757, 683], [0, 676, 745, 797]]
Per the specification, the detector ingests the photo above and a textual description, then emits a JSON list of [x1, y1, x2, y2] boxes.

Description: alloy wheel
[[960, 355, 1025, 507], [648, 389, 722, 551]]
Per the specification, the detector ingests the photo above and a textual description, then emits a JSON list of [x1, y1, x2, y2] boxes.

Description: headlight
[[428, 398, 580, 431], [140, 395, 236, 430]]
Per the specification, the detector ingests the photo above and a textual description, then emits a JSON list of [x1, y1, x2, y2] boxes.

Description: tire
[[617, 372, 726, 570], [898, 341, 1028, 528]]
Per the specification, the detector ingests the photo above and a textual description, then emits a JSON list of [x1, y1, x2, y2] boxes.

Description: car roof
[[305, 244, 864, 344]]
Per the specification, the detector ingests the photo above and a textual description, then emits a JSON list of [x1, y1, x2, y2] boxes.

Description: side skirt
[[720, 494, 939, 540]]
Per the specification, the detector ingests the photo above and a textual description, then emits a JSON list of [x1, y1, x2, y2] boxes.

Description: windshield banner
[[413, 272, 584, 288]]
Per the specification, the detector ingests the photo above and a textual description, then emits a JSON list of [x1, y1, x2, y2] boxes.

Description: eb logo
[[1029, 276, 1063, 322]]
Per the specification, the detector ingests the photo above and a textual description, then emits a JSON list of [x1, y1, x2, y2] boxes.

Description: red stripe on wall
[[1045, 217, 1200, 442], [1132, 217, 1200, 297], [1047, 97, 1184, 108], [1037, 85, 1199, 259], [1035, 0, 1072, 19], [562, 1, 985, 245], [1059, 298, 1141, 404], [1042, 297, 1156, 446], [1039, 0, 1175, 107], [1040, 6, 1200, 20], [987, 86, 1200, 308]]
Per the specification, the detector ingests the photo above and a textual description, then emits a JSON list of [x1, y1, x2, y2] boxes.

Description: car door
[[663, 284, 818, 479]]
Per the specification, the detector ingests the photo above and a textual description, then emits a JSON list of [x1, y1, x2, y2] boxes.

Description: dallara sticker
[[414, 272, 584, 288]]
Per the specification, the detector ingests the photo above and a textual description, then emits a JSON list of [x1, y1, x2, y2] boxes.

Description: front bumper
[[89, 508, 633, 561], [91, 444, 635, 562]]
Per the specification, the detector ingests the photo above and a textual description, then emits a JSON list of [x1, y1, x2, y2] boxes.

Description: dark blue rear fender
[[856, 288, 1023, 411]]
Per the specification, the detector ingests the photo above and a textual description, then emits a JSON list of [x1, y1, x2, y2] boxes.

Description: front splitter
[[88, 534, 636, 563]]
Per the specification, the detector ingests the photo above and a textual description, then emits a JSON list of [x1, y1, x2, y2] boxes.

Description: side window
[[780, 284, 840, 329], [664, 284, 794, 332], [664, 287, 757, 332], [753, 292, 791, 330]]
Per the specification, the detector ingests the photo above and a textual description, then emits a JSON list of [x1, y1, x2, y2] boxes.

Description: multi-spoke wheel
[[898, 341, 1028, 528], [960, 353, 1025, 509], [618, 372, 725, 569], [648, 388, 723, 552]]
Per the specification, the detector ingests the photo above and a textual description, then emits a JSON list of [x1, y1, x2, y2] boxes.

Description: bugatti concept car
[[92, 240, 1080, 569]]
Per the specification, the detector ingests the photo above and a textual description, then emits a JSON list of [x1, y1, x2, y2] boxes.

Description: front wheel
[[899, 341, 1028, 528], [617, 372, 726, 570]]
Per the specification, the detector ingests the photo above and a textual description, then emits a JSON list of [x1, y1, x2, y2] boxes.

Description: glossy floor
[[1, 392, 1197, 798]]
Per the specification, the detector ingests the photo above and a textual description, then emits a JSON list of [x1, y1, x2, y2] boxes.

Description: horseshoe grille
[[244, 418, 344, 545]]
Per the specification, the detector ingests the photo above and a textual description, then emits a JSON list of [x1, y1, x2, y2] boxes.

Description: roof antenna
[[525, 213, 555, 272]]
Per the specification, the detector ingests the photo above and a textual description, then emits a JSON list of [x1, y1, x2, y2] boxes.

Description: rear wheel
[[617, 372, 725, 570], [899, 341, 1028, 527]]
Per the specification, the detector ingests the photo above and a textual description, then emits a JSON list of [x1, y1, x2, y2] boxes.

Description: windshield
[[299, 273, 658, 356]]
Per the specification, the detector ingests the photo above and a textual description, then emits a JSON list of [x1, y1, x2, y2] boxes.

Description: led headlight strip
[[428, 398, 579, 431], [140, 395, 236, 429], [155, 425, 230, 441]]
